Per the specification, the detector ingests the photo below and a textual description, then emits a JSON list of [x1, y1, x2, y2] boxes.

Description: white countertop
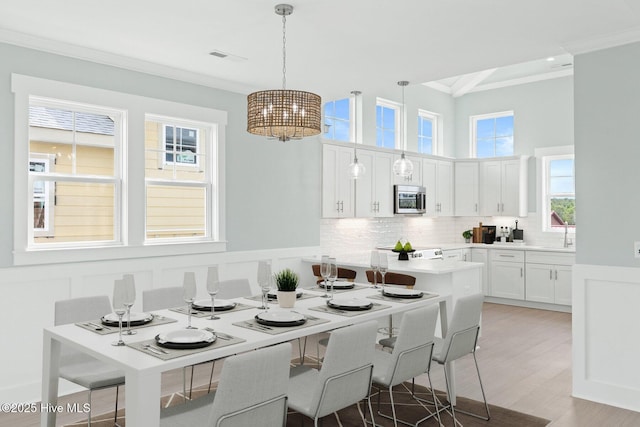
[[439, 242, 576, 253]]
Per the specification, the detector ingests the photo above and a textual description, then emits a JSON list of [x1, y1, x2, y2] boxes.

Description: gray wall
[[574, 42, 640, 267], [0, 42, 321, 267], [453, 76, 575, 212]]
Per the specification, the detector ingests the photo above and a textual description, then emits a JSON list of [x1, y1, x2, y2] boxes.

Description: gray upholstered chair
[[288, 320, 378, 426], [371, 304, 441, 427], [160, 342, 291, 427], [217, 278, 253, 300], [432, 293, 490, 424], [142, 286, 184, 312], [55, 295, 125, 427]]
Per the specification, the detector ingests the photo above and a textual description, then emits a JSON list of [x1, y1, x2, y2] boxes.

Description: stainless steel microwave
[[394, 185, 426, 214]]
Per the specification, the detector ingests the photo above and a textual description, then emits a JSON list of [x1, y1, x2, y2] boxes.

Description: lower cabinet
[[489, 250, 525, 300], [525, 251, 574, 305]]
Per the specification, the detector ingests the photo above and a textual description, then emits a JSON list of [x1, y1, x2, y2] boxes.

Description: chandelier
[[246, 4, 322, 142]]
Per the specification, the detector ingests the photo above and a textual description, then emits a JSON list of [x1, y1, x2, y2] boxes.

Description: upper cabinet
[[454, 161, 479, 216], [392, 154, 422, 185], [422, 158, 454, 216], [355, 149, 394, 217], [479, 156, 528, 217], [322, 144, 354, 218]]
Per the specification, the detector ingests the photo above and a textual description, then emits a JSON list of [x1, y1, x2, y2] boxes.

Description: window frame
[[536, 145, 575, 234], [417, 109, 441, 155], [470, 110, 514, 158], [375, 98, 401, 149], [323, 97, 353, 142], [29, 153, 56, 237], [12, 73, 227, 266]]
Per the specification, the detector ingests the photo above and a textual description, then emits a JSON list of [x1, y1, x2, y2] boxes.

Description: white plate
[[193, 299, 236, 309], [328, 298, 372, 309], [256, 311, 305, 323], [382, 288, 423, 298], [267, 290, 303, 299], [103, 312, 153, 323], [319, 281, 354, 289], [157, 329, 215, 344]]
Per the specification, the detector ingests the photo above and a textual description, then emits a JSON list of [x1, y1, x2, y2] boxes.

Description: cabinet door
[[471, 249, 488, 295], [393, 154, 422, 185], [490, 260, 525, 300], [501, 159, 522, 216], [525, 263, 555, 303], [373, 152, 394, 217], [355, 150, 375, 217], [454, 161, 479, 216], [421, 159, 438, 216], [480, 161, 501, 216], [437, 160, 454, 216], [322, 144, 354, 218], [442, 249, 462, 261], [554, 265, 572, 305]]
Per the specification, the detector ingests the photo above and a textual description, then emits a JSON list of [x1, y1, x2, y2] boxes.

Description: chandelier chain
[[282, 13, 287, 90]]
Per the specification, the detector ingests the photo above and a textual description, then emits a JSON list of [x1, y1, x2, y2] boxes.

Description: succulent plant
[[274, 268, 299, 291]]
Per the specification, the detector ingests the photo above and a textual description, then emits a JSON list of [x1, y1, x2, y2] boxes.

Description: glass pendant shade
[[348, 157, 366, 179], [393, 152, 414, 177]]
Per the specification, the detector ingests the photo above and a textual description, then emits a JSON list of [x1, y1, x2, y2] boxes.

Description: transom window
[[376, 99, 400, 149], [418, 110, 439, 155], [471, 111, 514, 157], [323, 98, 351, 141]]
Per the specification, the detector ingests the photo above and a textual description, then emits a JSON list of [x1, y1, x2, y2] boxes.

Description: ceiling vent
[[209, 50, 248, 62], [209, 50, 228, 58]]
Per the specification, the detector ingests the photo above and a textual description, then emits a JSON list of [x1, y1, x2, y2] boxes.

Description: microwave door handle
[[418, 193, 426, 210]]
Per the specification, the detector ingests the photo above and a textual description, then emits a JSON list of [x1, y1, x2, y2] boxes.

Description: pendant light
[[246, 4, 322, 142], [347, 90, 366, 179], [392, 80, 414, 177]]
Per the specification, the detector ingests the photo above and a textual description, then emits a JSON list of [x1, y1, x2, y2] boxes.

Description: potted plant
[[274, 268, 299, 308], [462, 230, 473, 243]]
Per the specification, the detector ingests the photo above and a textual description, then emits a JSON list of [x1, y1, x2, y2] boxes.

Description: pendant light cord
[[282, 12, 287, 90]]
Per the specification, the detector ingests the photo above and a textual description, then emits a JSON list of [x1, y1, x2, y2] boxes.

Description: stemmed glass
[[328, 258, 338, 300], [206, 266, 220, 321], [183, 272, 197, 329], [379, 254, 388, 293], [320, 255, 331, 298], [111, 279, 127, 346], [370, 250, 380, 288], [257, 260, 272, 310], [123, 274, 136, 335]]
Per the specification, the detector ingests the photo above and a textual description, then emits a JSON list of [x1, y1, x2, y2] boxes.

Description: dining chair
[[160, 342, 291, 427], [311, 264, 357, 284], [54, 295, 125, 427], [371, 304, 441, 427], [288, 320, 378, 427], [430, 293, 490, 424], [366, 270, 416, 289], [216, 278, 253, 300]]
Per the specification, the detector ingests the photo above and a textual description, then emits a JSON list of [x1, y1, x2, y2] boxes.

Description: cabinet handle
[[550, 269, 553, 280], [475, 203, 478, 212], [340, 201, 344, 212], [501, 203, 504, 212], [520, 268, 523, 277], [499, 254, 515, 258], [555, 270, 558, 280], [497, 203, 500, 212], [336, 201, 341, 212]]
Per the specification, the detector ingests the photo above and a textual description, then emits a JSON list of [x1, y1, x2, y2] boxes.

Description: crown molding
[[562, 26, 640, 55], [467, 69, 574, 94]]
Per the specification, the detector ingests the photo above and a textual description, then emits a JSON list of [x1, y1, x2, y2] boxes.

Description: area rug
[[65, 381, 550, 427]]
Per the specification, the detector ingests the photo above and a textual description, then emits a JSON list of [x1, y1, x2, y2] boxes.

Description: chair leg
[[413, 372, 442, 427], [451, 353, 490, 421], [87, 389, 92, 427], [207, 360, 217, 393], [113, 385, 120, 427]]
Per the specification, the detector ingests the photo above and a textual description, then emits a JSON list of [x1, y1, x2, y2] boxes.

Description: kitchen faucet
[[563, 222, 573, 248]]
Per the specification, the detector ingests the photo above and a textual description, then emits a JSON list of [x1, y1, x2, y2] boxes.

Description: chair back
[[385, 304, 439, 387], [312, 264, 357, 283], [208, 342, 291, 426], [312, 320, 377, 419], [366, 270, 416, 288], [142, 287, 184, 312], [55, 295, 112, 326], [217, 278, 252, 299], [441, 293, 484, 362]]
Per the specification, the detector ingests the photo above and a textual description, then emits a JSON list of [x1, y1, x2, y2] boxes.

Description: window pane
[[382, 107, 395, 129], [550, 197, 575, 226], [550, 177, 574, 193], [476, 139, 494, 158], [382, 130, 395, 149], [376, 105, 383, 128], [495, 115, 514, 137], [495, 137, 513, 156], [550, 159, 573, 177], [334, 98, 350, 120], [418, 137, 433, 154], [323, 101, 334, 118], [32, 180, 116, 244], [420, 118, 433, 136], [476, 118, 494, 139], [333, 120, 350, 142], [146, 185, 206, 239]]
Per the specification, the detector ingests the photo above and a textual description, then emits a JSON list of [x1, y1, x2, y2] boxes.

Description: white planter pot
[[277, 290, 297, 308]]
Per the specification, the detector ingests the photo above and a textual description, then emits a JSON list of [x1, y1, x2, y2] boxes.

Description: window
[[145, 115, 215, 241], [538, 146, 575, 232], [471, 111, 514, 157], [323, 98, 351, 141], [27, 100, 122, 247], [418, 110, 439, 155], [376, 99, 400, 149], [12, 74, 227, 265]]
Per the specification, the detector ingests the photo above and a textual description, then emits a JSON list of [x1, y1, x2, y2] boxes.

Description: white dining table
[[41, 285, 452, 427]]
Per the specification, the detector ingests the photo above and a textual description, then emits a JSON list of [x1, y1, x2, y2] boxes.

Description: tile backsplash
[[320, 213, 575, 257]]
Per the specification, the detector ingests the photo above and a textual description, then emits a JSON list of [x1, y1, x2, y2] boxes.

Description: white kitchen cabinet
[[454, 161, 479, 216], [422, 158, 454, 216], [471, 248, 488, 295], [490, 250, 525, 300], [355, 149, 394, 217], [393, 154, 422, 185], [442, 249, 462, 261], [525, 251, 574, 305], [479, 157, 528, 217], [322, 144, 354, 218]]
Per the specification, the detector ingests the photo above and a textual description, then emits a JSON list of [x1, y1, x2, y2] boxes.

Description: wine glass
[[328, 258, 338, 301], [257, 260, 272, 310], [111, 279, 127, 346], [183, 272, 197, 329], [206, 266, 220, 320], [320, 255, 331, 298], [122, 274, 136, 335], [370, 250, 380, 288], [379, 254, 388, 293]]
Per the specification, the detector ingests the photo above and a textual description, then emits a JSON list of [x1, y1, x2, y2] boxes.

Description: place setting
[[368, 287, 440, 304], [309, 296, 390, 317], [75, 275, 176, 335]]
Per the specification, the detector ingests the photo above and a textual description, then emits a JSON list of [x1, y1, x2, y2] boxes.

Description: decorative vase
[[277, 290, 297, 308], [465, 238, 471, 243]]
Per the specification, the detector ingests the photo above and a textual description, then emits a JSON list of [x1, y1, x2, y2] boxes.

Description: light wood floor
[[3, 302, 640, 426]]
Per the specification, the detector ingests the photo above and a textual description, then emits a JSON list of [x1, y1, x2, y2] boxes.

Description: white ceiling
[[1, 0, 640, 101]]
